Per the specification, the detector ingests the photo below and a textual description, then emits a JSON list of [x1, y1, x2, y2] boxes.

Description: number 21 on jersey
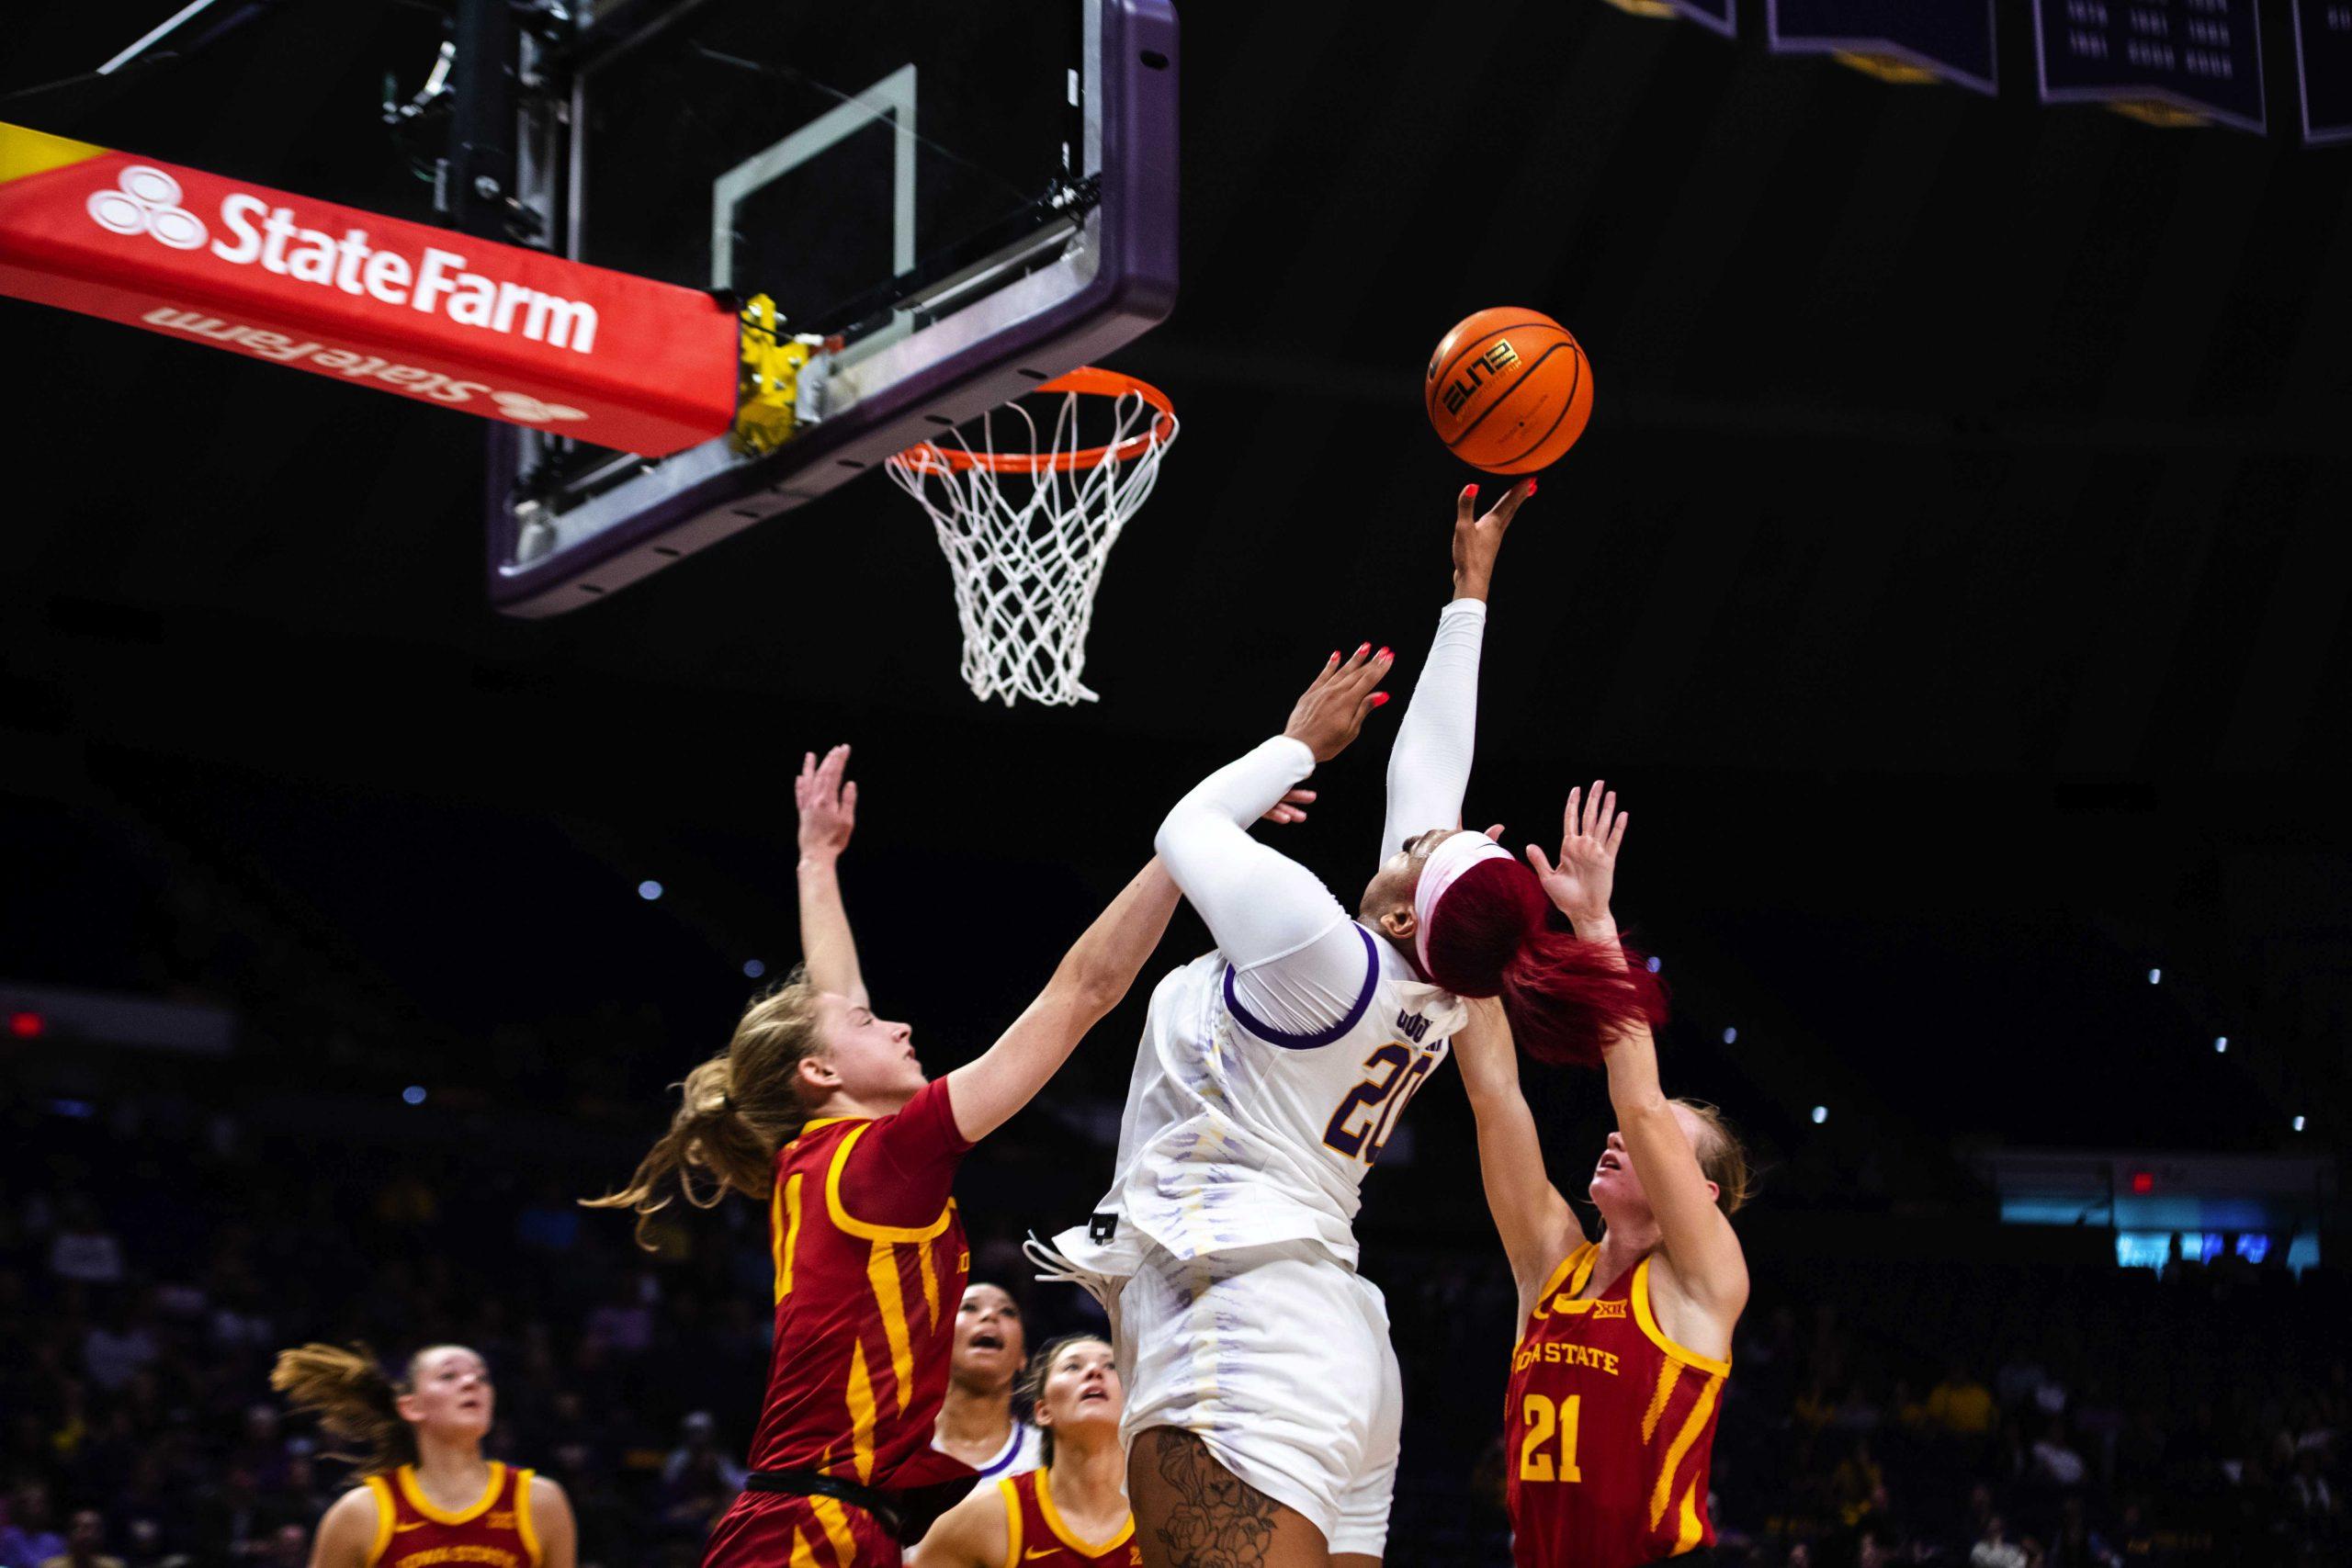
[[1519, 1393, 1583, 1483]]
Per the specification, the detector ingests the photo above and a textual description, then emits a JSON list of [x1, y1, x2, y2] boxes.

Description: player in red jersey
[[592, 747, 1302, 1567], [1456, 785, 1754, 1568], [271, 1342, 577, 1568], [912, 1335, 1137, 1568]]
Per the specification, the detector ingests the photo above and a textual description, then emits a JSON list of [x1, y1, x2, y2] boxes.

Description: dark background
[[3, 3, 2348, 1566]]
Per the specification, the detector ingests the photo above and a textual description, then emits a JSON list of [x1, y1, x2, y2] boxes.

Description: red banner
[[0, 122, 738, 457]]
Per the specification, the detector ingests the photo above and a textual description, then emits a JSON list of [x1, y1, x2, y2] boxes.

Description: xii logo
[[1441, 340, 1521, 415]]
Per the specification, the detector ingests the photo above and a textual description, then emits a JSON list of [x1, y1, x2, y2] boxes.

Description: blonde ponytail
[[584, 968, 828, 1248]]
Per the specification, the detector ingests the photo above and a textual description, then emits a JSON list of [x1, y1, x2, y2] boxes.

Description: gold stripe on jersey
[[917, 1235, 941, 1327], [808, 1495, 858, 1568], [1000, 1478, 1026, 1568], [867, 1239, 917, 1413], [364, 1475, 397, 1568], [845, 1340, 878, 1483], [1649, 1373, 1723, 1529], [1641, 1358, 1683, 1444], [1631, 1258, 1732, 1377], [1674, 1475, 1706, 1555], [1036, 1466, 1136, 1556], [826, 1124, 956, 1243], [512, 1469, 542, 1566], [775, 1174, 805, 1303], [788, 1528, 821, 1568], [396, 1463, 505, 1524]]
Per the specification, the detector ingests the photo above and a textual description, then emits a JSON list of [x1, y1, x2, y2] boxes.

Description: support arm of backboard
[[0, 119, 740, 457]]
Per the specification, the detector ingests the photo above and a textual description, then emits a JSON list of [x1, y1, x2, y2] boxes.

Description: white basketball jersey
[[1069, 927, 1465, 1270]]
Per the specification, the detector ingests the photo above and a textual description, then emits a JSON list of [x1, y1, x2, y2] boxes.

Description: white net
[[885, 378, 1177, 705]]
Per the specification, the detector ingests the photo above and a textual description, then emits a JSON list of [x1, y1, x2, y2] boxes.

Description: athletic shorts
[[1116, 1238, 1403, 1558], [703, 1489, 899, 1568]]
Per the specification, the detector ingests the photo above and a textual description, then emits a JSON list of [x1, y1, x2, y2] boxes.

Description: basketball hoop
[[887, 368, 1178, 706]]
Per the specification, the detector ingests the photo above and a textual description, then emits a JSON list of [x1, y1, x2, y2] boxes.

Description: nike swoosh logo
[[393, 1524, 425, 1532], [1023, 1551, 1059, 1561]]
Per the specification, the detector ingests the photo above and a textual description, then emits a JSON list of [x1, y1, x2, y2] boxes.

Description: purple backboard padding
[[487, 0, 1181, 617]]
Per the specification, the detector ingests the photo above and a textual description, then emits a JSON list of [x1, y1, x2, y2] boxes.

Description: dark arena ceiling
[[5, 2, 2348, 1163]]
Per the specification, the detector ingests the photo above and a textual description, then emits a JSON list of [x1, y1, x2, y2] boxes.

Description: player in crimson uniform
[[591, 747, 1307, 1566], [912, 1335, 1138, 1568], [272, 1342, 578, 1568], [1456, 785, 1755, 1568]]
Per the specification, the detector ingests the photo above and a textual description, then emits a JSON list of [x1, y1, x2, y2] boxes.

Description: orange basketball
[[1423, 307, 1594, 474]]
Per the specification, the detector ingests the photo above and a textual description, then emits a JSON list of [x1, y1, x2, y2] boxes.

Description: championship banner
[[2033, 0, 2266, 132], [1768, 0, 1998, 95], [2296, 0, 2352, 145], [1603, 0, 1737, 39], [0, 121, 739, 457]]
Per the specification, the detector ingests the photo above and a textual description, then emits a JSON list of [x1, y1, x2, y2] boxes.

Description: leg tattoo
[[1150, 1430, 1282, 1568]]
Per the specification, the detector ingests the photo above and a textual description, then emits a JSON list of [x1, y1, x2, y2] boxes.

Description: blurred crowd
[[3, 1086, 2343, 1568], [2, 801, 2343, 1568]]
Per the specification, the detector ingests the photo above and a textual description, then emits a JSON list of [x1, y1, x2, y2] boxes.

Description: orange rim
[[895, 367, 1177, 475]]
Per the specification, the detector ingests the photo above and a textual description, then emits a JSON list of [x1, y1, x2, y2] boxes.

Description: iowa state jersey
[[362, 1461, 540, 1568], [1503, 1244, 1729, 1568], [1058, 941, 1463, 1271], [750, 1076, 975, 1494], [999, 1469, 1138, 1567]]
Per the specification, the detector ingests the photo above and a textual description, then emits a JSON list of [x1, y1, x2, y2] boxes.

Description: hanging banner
[[1603, 0, 1737, 39], [2295, 0, 2352, 144], [1768, 0, 1998, 95], [2033, 0, 2267, 132], [0, 121, 739, 457]]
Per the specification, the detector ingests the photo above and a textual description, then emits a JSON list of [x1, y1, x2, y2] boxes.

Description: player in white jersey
[[1035, 482, 1666, 1568]]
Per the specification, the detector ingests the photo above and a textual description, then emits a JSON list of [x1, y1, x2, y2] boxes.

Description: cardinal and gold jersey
[[362, 1461, 541, 1568], [1502, 1243, 1729, 1568], [997, 1469, 1137, 1568], [704, 1077, 978, 1568]]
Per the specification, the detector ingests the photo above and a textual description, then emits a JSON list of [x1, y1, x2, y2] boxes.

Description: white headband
[[1411, 829, 1518, 975]]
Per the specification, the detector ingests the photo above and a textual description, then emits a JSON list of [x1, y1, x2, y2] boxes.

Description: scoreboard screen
[[2297, 0, 2352, 143], [1769, 0, 1999, 94], [2034, 0, 2266, 131]]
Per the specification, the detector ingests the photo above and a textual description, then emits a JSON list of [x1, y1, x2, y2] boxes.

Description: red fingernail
[[1528, 479, 1538, 495], [1376, 647, 1392, 661], [1329, 651, 1340, 663], [1467, 484, 1480, 498], [1369, 692, 1390, 707], [1355, 642, 1371, 658]]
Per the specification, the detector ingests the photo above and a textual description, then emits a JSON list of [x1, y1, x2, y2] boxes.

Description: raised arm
[[944, 856, 1182, 1144], [1153, 649, 1393, 1042], [796, 745, 869, 1008], [1378, 480, 1532, 858], [1454, 994, 1586, 1320], [1530, 785, 1748, 1321]]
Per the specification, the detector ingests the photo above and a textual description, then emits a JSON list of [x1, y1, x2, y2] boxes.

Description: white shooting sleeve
[[1379, 598, 1488, 863], [1151, 735, 1374, 1038]]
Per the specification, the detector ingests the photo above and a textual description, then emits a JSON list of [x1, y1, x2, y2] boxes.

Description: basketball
[[1424, 307, 1594, 474]]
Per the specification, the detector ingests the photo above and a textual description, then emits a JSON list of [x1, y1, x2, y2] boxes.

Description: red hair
[[1420, 858, 1667, 1066]]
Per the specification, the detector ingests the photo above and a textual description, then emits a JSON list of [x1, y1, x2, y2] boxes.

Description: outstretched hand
[[1261, 788, 1317, 827], [1283, 643, 1394, 763], [1527, 779, 1625, 930], [796, 745, 858, 861], [1453, 478, 1534, 603]]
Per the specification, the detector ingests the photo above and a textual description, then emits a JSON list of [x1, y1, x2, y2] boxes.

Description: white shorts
[[1114, 1239, 1402, 1558]]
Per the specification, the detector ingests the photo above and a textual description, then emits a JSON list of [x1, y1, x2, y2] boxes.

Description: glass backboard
[[485, 0, 1178, 615]]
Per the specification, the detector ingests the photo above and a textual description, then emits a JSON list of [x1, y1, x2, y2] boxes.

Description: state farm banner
[[0, 122, 738, 457]]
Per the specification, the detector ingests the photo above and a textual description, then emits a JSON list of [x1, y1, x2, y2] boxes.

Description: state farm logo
[[140, 305, 591, 423], [492, 390, 585, 424], [87, 167, 208, 251], [85, 165, 599, 355]]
